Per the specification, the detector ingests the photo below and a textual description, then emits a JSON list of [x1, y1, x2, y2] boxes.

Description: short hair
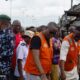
[[37, 25, 47, 32], [12, 20, 21, 26], [48, 22, 58, 28]]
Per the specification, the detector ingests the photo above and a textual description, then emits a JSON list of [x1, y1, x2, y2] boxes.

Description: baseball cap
[[24, 30, 34, 38], [0, 14, 11, 21]]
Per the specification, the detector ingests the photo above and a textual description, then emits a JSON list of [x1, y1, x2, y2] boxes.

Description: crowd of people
[[0, 14, 80, 80]]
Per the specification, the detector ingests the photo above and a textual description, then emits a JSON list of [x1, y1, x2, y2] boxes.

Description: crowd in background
[[0, 14, 80, 80]]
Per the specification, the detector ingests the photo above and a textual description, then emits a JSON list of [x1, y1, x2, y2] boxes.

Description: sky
[[0, 0, 80, 27]]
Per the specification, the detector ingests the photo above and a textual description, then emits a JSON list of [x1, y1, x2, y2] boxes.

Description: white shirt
[[14, 41, 29, 77], [60, 40, 79, 80], [60, 41, 70, 61]]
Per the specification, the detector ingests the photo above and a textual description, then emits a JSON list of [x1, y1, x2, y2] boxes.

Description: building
[[59, 3, 80, 38]]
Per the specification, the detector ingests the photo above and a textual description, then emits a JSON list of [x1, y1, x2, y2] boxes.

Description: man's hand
[[40, 74, 48, 80], [61, 71, 66, 80], [18, 76, 24, 80], [78, 67, 80, 74], [60, 60, 66, 80]]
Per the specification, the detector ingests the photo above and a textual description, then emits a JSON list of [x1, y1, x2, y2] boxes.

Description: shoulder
[[31, 36, 41, 43], [32, 36, 41, 40], [64, 36, 73, 46], [16, 41, 26, 52], [62, 40, 70, 47], [18, 41, 26, 47], [21, 43, 26, 46], [30, 36, 41, 49]]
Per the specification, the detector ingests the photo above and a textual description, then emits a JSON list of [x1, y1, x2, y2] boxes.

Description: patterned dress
[[0, 27, 15, 80]]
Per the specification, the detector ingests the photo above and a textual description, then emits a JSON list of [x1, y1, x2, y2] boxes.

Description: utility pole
[[5, 0, 12, 18], [71, 0, 73, 8], [10, 0, 12, 18]]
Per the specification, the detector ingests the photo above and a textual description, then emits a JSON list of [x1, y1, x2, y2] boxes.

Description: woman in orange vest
[[24, 22, 58, 80], [60, 26, 80, 80]]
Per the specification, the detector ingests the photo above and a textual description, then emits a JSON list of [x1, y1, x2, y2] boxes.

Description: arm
[[17, 59, 24, 80], [32, 49, 48, 80], [77, 41, 80, 74], [60, 60, 66, 80], [32, 49, 45, 74], [16, 43, 24, 80], [59, 41, 69, 80], [78, 55, 80, 74], [30, 36, 48, 80]]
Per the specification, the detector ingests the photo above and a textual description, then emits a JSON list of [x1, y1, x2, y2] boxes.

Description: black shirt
[[30, 36, 41, 49]]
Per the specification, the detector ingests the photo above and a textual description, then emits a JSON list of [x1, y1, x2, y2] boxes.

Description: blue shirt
[[52, 38, 61, 64]]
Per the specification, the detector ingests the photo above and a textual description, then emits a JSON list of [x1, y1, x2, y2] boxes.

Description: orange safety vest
[[63, 33, 78, 71], [24, 32, 53, 75]]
